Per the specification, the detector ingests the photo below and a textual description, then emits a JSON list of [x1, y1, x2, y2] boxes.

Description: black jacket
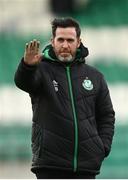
[[14, 43, 115, 175]]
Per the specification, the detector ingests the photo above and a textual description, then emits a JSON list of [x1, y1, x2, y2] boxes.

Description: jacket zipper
[[66, 66, 78, 172]]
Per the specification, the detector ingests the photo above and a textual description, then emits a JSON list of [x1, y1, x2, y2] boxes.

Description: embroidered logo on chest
[[82, 77, 93, 91], [52, 80, 58, 92]]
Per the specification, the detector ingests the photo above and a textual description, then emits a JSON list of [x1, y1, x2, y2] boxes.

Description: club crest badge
[[82, 78, 93, 91]]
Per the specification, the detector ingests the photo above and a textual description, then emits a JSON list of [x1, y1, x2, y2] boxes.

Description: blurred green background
[[0, 0, 128, 178]]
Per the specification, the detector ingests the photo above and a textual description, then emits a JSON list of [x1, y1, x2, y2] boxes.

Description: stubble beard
[[58, 54, 74, 62]]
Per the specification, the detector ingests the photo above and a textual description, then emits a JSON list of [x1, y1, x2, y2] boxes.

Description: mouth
[[60, 52, 70, 57]]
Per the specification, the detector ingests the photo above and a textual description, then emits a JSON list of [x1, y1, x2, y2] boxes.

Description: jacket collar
[[42, 43, 89, 64]]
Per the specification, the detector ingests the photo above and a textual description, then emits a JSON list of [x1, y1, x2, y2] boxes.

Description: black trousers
[[35, 169, 96, 179]]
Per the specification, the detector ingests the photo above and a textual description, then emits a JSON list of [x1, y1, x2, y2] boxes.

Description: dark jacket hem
[[31, 165, 100, 175]]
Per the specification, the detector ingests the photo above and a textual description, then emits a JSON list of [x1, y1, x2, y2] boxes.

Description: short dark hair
[[51, 17, 81, 38]]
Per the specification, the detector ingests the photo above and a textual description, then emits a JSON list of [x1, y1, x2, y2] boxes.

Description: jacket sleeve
[[14, 58, 42, 93], [96, 74, 115, 157]]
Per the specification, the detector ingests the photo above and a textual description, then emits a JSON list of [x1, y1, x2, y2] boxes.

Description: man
[[14, 17, 115, 179]]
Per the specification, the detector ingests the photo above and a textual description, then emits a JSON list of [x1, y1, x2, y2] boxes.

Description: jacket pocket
[[94, 135, 105, 155], [79, 135, 105, 171]]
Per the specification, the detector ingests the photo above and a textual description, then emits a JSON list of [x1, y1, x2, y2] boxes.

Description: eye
[[57, 38, 64, 42], [67, 39, 74, 43]]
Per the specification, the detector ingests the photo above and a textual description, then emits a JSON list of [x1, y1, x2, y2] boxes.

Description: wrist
[[22, 58, 38, 69]]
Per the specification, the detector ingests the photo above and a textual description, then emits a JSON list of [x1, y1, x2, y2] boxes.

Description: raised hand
[[24, 39, 42, 65]]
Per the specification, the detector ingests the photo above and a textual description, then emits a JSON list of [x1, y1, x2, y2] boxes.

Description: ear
[[51, 38, 54, 47], [77, 38, 81, 48]]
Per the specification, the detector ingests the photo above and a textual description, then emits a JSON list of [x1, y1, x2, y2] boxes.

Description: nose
[[62, 40, 68, 48]]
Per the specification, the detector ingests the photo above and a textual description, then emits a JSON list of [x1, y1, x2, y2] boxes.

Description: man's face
[[51, 27, 81, 62]]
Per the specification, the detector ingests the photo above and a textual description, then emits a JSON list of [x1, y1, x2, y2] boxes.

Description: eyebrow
[[57, 37, 75, 41]]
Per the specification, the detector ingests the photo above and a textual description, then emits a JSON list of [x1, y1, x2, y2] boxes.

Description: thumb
[[35, 54, 43, 62]]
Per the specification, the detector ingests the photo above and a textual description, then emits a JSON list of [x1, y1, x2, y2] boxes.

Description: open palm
[[24, 39, 42, 65]]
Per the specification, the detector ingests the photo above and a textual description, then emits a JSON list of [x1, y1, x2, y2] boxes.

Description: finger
[[25, 43, 29, 51], [33, 39, 37, 47], [33, 39, 40, 47], [38, 54, 43, 61], [33, 40, 40, 53], [30, 41, 33, 50], [34, 54, 42, 62], [37, 41, 40, 49], [26, 40, 40, 54], [33, 39, 38, 51], [36, 41, 40, 52], [26, 41, 32, 53], [25, 42, 31, 54], [30, 39, 37, 51]]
